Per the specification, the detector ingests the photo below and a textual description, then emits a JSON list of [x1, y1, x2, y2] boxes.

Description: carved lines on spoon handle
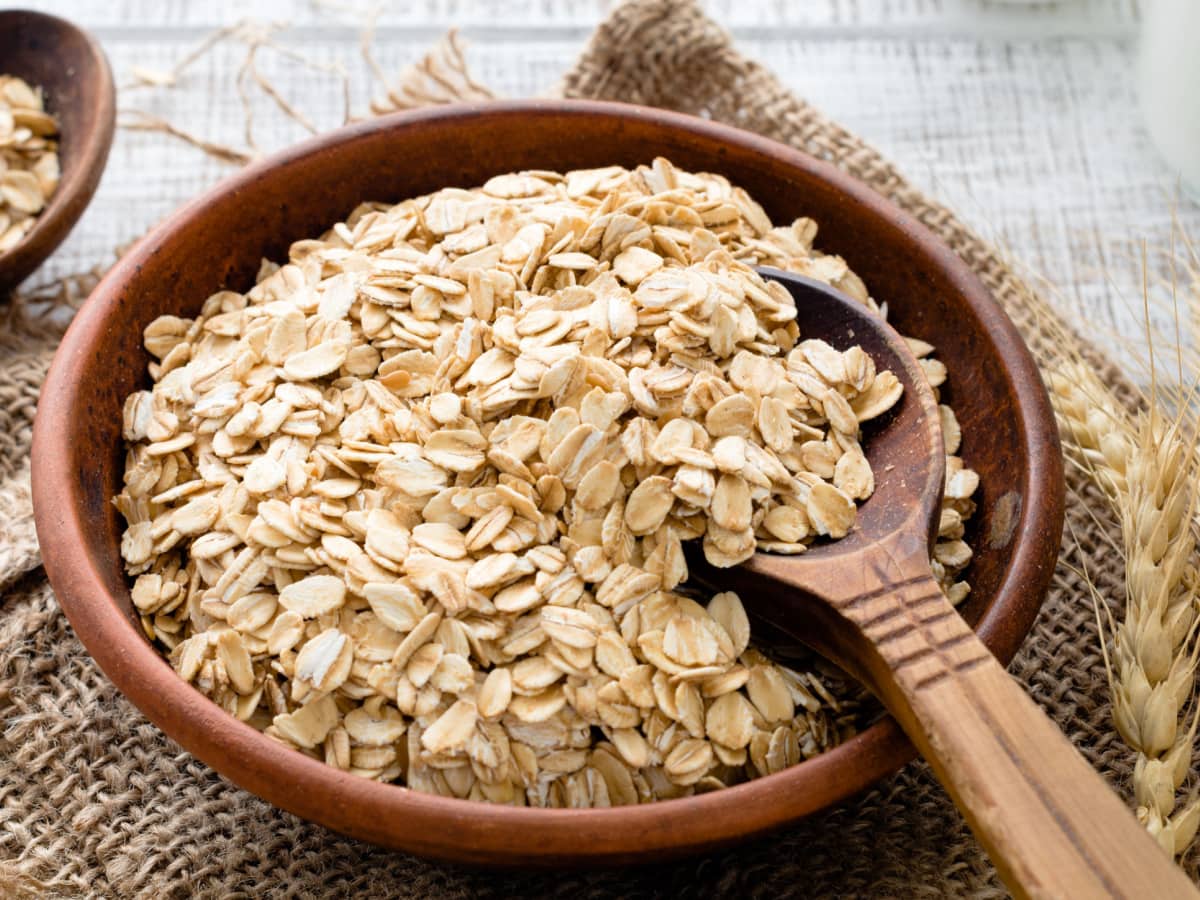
[[834, 572, 992, 691]]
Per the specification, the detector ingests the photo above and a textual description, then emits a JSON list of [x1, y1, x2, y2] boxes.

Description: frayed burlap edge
[[0, 1, 1185, 897]]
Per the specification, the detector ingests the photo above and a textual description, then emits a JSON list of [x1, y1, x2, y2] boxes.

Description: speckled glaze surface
[[31, 101, 1064, 866], [0, 9, 115, 293]]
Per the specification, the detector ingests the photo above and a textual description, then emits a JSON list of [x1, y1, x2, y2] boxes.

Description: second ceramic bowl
[[0, 9, 115, 292]]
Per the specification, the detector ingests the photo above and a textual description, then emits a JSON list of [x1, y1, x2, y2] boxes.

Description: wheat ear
[[1043, 254, 1200, 857]]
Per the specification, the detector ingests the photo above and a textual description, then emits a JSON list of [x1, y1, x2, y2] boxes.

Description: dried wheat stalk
[[1044, 236, 1200, 858], [366, 28, 495, 116], [119, 19, 350, 166], [119, 15, 479, 166]]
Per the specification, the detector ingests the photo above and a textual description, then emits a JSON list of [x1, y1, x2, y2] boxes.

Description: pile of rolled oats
[[117, 158, 977, 806], [0, 75, 60, 253]]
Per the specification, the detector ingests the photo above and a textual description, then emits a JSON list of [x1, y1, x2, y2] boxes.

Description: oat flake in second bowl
[[0, 74, 60, 253]]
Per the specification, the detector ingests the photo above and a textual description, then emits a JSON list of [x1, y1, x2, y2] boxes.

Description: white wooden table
[[18, 0, 1200, 368]]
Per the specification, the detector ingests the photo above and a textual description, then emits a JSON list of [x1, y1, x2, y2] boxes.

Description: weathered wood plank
[[20, 0, 1143, 32]]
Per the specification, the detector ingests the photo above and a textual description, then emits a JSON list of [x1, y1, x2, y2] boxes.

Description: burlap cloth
[[0, 1, 1183, 896]]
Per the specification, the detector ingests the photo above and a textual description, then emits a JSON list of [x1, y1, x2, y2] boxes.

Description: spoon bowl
[[696, 269, 1196, 899], [0, 10, 115, 293], [753, 267, 945, 562], [686, 267, 945, 679]]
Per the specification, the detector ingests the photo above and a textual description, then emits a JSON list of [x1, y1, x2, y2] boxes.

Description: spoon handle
[[831, 537, 1196, 900]]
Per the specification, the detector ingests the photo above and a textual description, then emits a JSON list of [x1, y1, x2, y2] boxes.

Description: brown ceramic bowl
[[0, 9, 115, 293], [32, 101, 1063, 866]]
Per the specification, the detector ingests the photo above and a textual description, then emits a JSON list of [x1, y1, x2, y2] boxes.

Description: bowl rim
[[0, 9, 116, 292], [32, 98, 1064, 865]]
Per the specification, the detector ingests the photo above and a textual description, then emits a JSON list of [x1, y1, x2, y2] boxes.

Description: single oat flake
[[116, 158, 978, 807]]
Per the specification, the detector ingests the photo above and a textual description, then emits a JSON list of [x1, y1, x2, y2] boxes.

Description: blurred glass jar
[[1138, 0, 1200, 197]]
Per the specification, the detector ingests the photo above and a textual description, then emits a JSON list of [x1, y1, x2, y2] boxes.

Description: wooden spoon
[[692, 268, 1197, 899], [0, 10, 115, 294]]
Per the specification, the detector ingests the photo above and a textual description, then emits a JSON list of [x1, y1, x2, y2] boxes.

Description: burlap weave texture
[[0, 1, 1180, 896]]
